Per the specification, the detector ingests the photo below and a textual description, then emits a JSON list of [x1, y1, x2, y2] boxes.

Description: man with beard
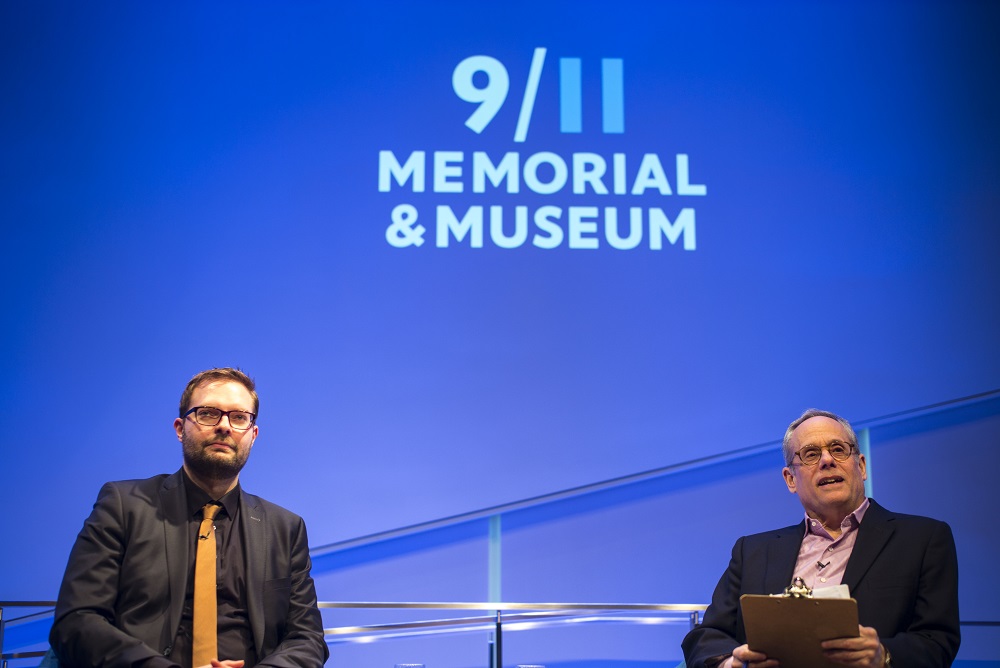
[[682, 409, 960, 668], [49, 368, 329, 668]]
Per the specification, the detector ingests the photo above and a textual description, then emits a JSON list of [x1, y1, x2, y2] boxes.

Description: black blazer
[[682, 500, 960, 668], [50, 470, 329, 667]]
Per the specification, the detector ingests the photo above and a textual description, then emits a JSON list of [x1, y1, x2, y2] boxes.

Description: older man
[[50, 368, 329, 668], [682, 409, 960, 668]]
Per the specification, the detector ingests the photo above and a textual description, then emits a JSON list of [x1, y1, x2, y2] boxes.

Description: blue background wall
[[1, 1, 998, 665]]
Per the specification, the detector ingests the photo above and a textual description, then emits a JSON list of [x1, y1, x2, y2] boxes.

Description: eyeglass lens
[[194, 407, 254, 430], [798, 442, 852, 465]]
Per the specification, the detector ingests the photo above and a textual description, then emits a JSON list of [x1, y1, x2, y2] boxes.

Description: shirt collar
[[181, 468, 241, 519], [803, 497, 870, 536]]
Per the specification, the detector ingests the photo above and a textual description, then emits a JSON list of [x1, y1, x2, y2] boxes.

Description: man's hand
[[198, 660, 245, 668], [725, 644, 780, 668], [821, 625, 884, 667]]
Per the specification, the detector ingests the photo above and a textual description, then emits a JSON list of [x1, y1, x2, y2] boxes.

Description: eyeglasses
[[184, 406, 256, 431], [791, 441, 855, 466]]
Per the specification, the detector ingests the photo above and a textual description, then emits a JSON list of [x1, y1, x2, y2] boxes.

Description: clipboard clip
[[782, 576, 813, 598]]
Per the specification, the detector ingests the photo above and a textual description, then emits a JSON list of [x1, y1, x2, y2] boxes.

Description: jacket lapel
[[764, 522, 806, 594], [160, 470, 190, 642], [843, 500, 894, 592], [240, 489, 267, 659]]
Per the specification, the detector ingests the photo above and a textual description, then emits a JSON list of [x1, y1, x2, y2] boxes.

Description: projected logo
[[378, 47, 706, 251], [453, 48, 623, 141]]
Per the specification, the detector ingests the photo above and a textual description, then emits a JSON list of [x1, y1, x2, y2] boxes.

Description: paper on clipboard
[[740, 594, 860, 668]]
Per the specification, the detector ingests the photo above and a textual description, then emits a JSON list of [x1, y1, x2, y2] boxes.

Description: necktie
[[193, 503, 221, 667]]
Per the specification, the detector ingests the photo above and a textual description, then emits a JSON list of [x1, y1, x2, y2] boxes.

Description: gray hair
[[782, 408, 859, 466]]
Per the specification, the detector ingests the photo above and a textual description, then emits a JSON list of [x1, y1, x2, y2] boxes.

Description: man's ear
[[782, 466, 797, 494]]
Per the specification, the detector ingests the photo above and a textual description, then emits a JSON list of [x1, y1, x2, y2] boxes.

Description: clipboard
[[741, 594, 859, 668]]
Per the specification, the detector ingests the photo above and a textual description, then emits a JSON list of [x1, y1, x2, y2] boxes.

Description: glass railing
[[4, 389, 998, 666], [0, 602, 55, 667], [1, 600, 706, 667], [320, 601, 706, 667]]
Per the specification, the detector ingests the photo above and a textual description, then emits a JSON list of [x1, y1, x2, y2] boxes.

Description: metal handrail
[[4, 600, 998, 667], [319, 601, 708, 639], [0, 603, 56, 666], [317, 600, 707, 611], [2, 600, 706, 667], [317, 601, 709, 666]]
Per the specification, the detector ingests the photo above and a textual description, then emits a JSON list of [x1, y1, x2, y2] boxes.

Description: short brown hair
[[178, 367, 259, 418]]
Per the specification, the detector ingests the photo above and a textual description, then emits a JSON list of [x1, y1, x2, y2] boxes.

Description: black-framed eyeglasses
[[792, 441, 855, 467], [184, 406, 256, 431]]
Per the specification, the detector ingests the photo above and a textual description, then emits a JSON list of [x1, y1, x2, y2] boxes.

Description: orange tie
[[193, 503, 221, 666]]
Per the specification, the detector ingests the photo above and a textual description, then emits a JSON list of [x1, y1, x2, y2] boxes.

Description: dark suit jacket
[[50, 471, 329, 668], [682, 500, 960, 668]]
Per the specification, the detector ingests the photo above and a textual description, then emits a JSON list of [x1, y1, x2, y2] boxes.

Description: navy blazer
[[50, 470, 329, 667], [682, 500, 960, 668]]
